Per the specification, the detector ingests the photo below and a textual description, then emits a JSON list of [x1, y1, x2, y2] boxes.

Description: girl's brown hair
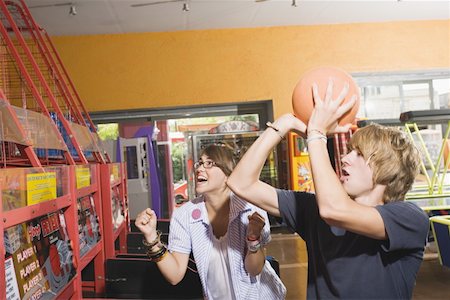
[[200, 144, 236, 176]]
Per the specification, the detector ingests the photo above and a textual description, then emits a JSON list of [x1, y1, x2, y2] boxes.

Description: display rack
[[0, 92, 68, 167], [74, 164, 105, 296], [1, 162, 112, 299], [0, 0, 107, 165], [1, 1, 128, 298], [0, 165, 81, 299], [100, 162, 129, 259]]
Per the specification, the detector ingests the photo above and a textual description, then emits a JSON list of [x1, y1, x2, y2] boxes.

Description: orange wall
[[52, 20, 449, 118]]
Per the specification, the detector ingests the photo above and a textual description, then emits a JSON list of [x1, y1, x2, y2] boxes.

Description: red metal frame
[[121, 162, 130, 233], [101, 162, 128, 259], [0, 1, 87, 164], [9, 1, 84, 126], [0, 164, 110, 298], [0, 2, 129, 298], [72, 164, 106, 296], [39, 30, 110, 164], [0, 1, 110, 166], [0, 90, 43, 167], [0, 6, 75, 165], [16, 0, 108, 164]]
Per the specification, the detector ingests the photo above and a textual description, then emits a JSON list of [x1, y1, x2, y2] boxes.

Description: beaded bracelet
[[146, 242, 165, 256], [147, 243, 168, 262], [142, 230, 162, 248], [266, 122, 284, 139]]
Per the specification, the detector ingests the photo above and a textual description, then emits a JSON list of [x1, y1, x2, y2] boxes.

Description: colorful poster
[[78, 196, 101, 257], [26, 173, 57, 205], [27, 212, 76, 294], [4, 224, 51, 300], [294, 156, 314, 192]]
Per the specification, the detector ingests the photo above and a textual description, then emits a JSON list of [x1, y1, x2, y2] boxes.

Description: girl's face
[[340, 150, 375, 200], [194, 155, 228, 195]]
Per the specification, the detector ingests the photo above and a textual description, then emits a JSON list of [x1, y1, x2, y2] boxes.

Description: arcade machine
[[287, 132, 314, 192], [184, 120, 279, 200], [121, 137, 152, 220]]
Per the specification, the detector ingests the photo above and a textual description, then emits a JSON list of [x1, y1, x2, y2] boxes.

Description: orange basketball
[[292, 67, 360, 125]]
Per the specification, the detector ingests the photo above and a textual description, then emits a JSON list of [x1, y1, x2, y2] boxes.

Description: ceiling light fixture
[[69, 5, 77, 16], [292, 0, 297, 7], [182, 2, 189, 12]]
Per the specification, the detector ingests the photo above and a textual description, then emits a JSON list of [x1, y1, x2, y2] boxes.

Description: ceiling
[[20, 0, 450, 36]]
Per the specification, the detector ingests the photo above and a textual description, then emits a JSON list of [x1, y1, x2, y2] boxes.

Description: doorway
[[91, 100, 282, 219]]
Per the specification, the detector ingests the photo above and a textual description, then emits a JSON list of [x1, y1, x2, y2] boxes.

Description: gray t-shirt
[[277, 189, 429, 299]]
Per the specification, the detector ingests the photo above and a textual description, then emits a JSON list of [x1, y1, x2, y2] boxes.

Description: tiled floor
[[266, 232, 450, 300]]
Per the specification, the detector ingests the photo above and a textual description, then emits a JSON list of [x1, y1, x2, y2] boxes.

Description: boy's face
[[340, 150, 374, 199]]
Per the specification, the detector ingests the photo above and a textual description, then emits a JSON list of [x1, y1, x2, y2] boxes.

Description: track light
[[182, 2, 189, 12], [291, 0, 297, 7], [69, 5, 77, 16]]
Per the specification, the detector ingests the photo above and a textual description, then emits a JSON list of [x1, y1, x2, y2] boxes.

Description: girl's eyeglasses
[[194, 160, 216, 169]]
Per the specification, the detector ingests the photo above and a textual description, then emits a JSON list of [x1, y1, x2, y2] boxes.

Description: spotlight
[[182, 2, 189, 12], [292, 0, 297, 7]]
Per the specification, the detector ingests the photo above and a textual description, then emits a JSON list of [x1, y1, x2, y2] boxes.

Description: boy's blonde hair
[[349, 124, 420, 203]]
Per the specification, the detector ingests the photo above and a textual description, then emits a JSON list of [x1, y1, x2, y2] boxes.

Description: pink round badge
[[192, 208, 201, 220]]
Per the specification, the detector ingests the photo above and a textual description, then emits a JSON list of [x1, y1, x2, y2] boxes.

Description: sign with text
[[76, 166, 91, 189], [26, 172, 57, 205], [5, 257, 20, 300]]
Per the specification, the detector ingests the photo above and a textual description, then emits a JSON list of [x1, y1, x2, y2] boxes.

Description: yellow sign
[[111, 164, 120, 182], [76, 166, 91, 189], [26, 172, 57, 205]]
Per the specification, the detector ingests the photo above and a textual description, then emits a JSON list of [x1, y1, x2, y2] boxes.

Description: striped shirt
[[168, 192, 286, 299]]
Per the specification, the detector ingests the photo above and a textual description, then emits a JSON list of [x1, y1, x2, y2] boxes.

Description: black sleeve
[[376, 201, 429, 252], [277, 189, 318, 240]]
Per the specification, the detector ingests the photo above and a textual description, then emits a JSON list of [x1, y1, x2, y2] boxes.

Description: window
[[353, 70, 450, 120]]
